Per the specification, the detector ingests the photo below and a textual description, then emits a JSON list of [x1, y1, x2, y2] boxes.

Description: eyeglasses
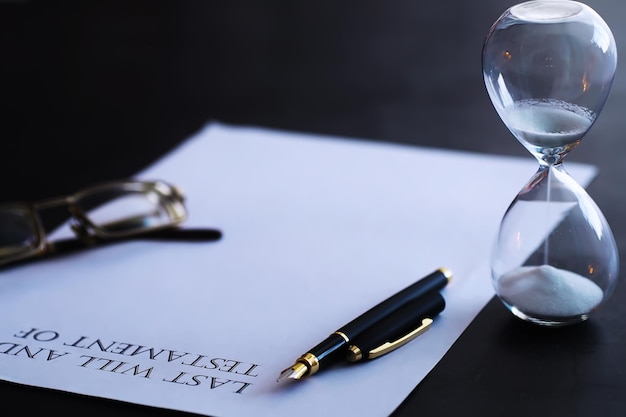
[[0, 179, 201, 268]]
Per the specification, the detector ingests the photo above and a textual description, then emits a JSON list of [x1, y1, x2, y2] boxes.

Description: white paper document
[[0, 123, 596, 416]]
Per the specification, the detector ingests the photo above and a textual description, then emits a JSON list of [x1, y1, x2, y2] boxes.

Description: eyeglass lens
[[0, 206, 43, 259]]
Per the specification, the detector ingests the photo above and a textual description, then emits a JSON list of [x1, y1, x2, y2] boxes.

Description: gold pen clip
[[369, 317, 433, 359], [347, 317, 433, 362]]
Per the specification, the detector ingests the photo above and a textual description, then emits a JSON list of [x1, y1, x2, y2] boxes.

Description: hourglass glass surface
[[483, 1, 619, 326]]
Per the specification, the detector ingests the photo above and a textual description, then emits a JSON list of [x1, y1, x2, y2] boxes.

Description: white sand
[[497, 265, 603, 316]]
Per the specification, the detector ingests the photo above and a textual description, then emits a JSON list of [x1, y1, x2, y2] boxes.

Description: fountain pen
[[276, 267, 451, 382]]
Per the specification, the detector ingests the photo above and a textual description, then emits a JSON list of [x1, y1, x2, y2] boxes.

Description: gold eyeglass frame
[[0, 179, 187, 267]]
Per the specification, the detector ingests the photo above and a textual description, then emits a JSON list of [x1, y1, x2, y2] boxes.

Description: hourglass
[[483, 1, 619, 326]]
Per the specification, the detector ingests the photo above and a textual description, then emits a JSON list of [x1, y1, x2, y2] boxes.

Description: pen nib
[[276, 368, 295, 383], [276, 362, 309, 383]]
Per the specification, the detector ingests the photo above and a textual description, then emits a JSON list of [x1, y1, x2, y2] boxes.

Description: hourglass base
[[501, 299, 590, 327]]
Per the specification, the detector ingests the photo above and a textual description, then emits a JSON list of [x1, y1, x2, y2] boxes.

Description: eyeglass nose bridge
[[31, 196, 101, 244], [68, 206, 97, 244]]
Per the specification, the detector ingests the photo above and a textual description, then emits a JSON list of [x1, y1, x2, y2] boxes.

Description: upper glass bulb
[[483, 0, 617, 165]]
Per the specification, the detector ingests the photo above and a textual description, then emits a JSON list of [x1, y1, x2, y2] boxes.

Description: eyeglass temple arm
[[48, 227, 222, 253], [41, 227, 222, 263], [32, 196, 74, 211], [0, 227, 222, 271]]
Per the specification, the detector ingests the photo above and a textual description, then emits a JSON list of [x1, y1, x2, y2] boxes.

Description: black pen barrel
[[338, 267, 450, 338], [349, 291, 445, 359]]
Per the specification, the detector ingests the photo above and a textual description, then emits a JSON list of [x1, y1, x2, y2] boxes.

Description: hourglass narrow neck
[[532, 145, 575, 167], [524, 161, 567, 193], [525, 162, 578, 200], [538, 155, 560, 168]]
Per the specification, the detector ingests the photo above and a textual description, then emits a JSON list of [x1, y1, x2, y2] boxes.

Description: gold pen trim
[[438, 266, 453, 282], [367, 317, 433, 360], [333, 331, 350, 343]]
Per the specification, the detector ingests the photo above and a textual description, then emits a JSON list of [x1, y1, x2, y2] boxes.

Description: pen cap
[[341, 268, 450, 337], [358, 291, 445, 345]]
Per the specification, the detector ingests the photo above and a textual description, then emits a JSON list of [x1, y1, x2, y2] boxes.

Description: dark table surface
[[1, 1, 625, 416]]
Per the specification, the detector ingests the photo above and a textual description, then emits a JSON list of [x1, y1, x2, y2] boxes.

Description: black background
[[1, 1, 626, 416]]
